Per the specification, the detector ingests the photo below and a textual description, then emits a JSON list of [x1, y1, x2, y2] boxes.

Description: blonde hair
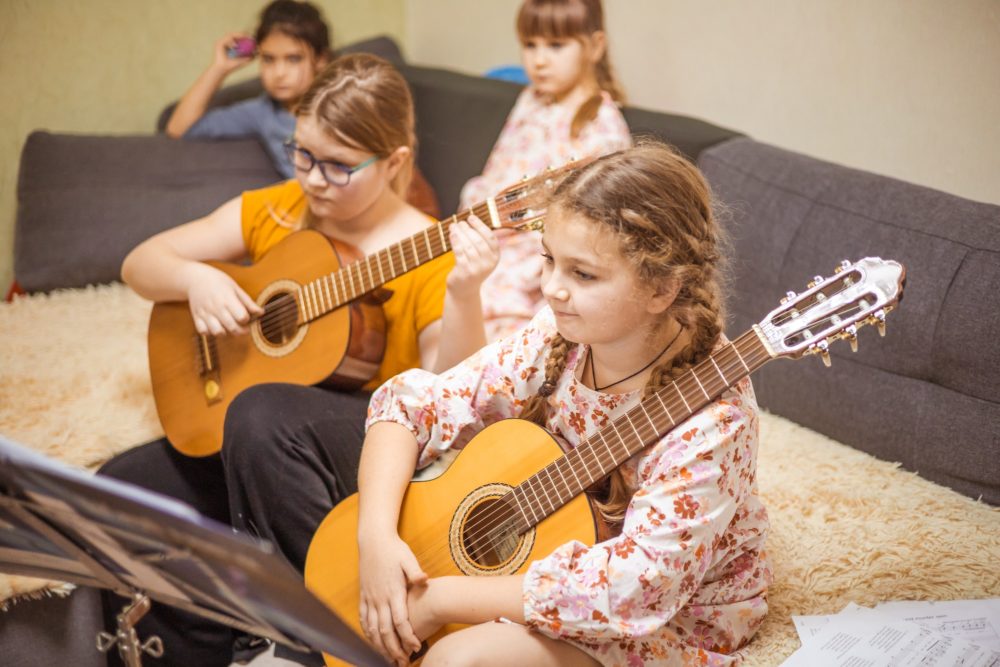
[[520, 140, 727, 524], [517, 0, 625, 139], [275, 53, 417, 230]]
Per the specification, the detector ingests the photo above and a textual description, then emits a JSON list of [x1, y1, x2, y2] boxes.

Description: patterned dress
[[367, 309, 772, 666], [459, 88, 632, 341]]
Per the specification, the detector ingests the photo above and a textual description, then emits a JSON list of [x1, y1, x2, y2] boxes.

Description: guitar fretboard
[[291, 200, 495, 323], [505, 329, 772, 534]]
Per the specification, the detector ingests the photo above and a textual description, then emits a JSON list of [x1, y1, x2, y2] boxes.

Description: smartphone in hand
[[227, 37, 256, 59]]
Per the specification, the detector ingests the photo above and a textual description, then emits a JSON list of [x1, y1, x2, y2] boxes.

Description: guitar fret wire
[[337, 270, 348, 303], [322, 277, 332, 313], [386, 244, 397, 277], [409, 235, 420, 267], [315, 278, 324, 314], [399, 241, 409, 272], [365, 257, 375, 290], [672, 381, 692, 412], [437, 221, 448, 249], [375, 254, 386, 284], [301, 288, 312, 322], [710, 357, 728, 384], [653, 391, 675, 425], [691, 366, 711, 400], [348, 265, 358, 297]]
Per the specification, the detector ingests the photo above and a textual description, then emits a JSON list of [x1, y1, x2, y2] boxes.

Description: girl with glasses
[[104, 53, 499, 666]]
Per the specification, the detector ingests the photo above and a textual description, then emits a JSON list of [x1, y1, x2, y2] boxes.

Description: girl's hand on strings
[[447, 214, 500, 298], [359, 535, 427, 664], [185, 264, 262, 336]]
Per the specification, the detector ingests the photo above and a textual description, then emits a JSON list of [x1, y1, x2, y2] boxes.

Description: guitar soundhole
[[259, 292, 300, 346], [462, 498, 520, 567]]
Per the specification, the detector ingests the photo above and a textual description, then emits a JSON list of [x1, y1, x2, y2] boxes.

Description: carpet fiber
[[1, 283, 998, 664]]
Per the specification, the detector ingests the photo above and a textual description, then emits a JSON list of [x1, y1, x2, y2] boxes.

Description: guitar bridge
[[195, 334, 224, 406]]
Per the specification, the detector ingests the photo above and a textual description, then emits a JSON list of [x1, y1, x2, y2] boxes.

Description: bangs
[[517, 0, 593, 40]]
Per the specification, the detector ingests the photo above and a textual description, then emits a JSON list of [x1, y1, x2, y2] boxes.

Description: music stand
[[0, 435, 386, 667]]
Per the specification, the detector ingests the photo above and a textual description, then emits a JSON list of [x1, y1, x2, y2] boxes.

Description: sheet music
[[784, 599, 1000, 666], [875, 599, 1000, 651]]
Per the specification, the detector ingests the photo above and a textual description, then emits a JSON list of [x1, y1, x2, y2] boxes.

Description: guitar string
[[399, 293, 875, 564], [206, 196, 507, 343], [154, 193, 532, 376], [458, 297, 871, 555], [455, 339, 765, 555], [455, 337, 770, 558], [460, 295, 875, 557], [433, 343, 774, 565], [459, 292, 880, 556], [252, 201, 492, 335]]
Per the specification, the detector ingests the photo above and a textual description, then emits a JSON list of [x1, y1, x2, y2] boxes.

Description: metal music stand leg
[[96, 594, 164, 667]]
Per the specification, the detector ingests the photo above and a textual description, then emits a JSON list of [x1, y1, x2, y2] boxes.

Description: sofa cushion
[[699, 137, 1000, 504], [14, 132, 280, 292]]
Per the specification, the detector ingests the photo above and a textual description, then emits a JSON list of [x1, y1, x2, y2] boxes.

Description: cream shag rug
[[1, 283, 998, 665]]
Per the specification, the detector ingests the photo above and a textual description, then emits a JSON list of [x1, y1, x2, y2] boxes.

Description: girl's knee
[[221, 384, 293, 466], [422, 633, 482, 667]]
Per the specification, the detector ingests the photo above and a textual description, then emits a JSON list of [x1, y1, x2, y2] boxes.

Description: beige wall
[[4, 1, 997, 291], [0, 0, 405, 291], [407, 0, 1000, 204]]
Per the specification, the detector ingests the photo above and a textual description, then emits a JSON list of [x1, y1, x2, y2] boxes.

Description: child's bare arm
[[165, 32, 252, 138]]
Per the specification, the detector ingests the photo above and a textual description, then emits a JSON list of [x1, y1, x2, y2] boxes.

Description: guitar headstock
[[756, 257, 906, 365], [482, 156, 596, 232]]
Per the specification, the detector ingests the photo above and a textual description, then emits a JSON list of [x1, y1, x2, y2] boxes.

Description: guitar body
[[304, 419, 600, 666], [148, 230, 386, 457]]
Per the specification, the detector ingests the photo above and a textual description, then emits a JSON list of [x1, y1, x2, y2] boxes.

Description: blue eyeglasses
[[283, 140, 380, 186]]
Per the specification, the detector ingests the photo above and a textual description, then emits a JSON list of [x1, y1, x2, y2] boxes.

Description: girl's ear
[[587, 30, 607, 64], [646, 278, 680, 315], [384, 146, 412, 180]]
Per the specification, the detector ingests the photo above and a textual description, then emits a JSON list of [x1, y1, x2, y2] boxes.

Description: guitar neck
[[505, 329, 774, 533], [294, 200, 495, 324]]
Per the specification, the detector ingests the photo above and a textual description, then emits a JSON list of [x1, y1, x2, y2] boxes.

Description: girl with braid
[[355, 141, 771, 667]]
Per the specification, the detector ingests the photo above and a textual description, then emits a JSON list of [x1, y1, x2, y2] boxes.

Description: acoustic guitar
[[148, 164, 579, 457], [304, 257, 906, 666]]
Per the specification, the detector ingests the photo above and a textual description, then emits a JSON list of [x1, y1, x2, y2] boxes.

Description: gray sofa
[[6, 36, 998, 667]]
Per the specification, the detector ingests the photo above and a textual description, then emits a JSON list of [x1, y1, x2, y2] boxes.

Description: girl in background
[[357, 142, 771, 667], [166, 0, 330, 178], [462, 0, 632, 341], [166, 0, 440, 216], [103, 53, 498, 666]]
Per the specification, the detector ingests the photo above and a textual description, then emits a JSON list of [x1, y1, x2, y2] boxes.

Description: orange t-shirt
[[240, 180, 454, 389]]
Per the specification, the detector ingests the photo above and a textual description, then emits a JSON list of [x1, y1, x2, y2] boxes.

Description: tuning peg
[[807, 275, 825, 288], [811, 340, 832, 367], [834, 259, 851, 274], [522, 174, 530, 181], [780, 290, 796, 304], [873, 309, 887, 337], [845, 324, 858, 352]]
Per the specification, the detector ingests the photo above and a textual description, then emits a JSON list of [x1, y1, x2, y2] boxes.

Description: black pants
[[98, 384, 370, 667]]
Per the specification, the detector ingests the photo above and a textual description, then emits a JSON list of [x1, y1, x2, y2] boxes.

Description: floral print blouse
[[367, 309, 772, 666], [459, 88, 633, 342]]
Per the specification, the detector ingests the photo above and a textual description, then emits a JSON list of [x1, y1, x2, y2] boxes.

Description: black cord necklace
[[588, 326, 683, 392]]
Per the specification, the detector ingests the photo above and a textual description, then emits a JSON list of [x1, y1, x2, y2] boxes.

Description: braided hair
[[525, 139, 728, 524]]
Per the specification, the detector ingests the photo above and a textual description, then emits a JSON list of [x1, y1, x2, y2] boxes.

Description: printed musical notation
[[785, 598, 1000, 666]]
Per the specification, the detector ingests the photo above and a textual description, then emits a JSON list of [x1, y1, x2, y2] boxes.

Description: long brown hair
[[520, 140, 727, 524], [517, 0, 625, 138]]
